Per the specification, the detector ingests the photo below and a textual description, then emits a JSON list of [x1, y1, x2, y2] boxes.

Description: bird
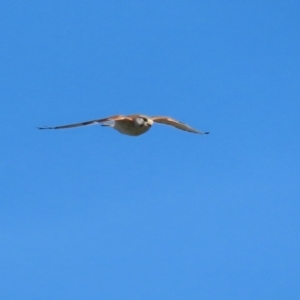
[[38, 114, 209, 136]]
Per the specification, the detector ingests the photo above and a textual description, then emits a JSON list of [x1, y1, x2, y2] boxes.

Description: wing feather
[[151, 116, 209, 134], [38, 115, 127, 130]]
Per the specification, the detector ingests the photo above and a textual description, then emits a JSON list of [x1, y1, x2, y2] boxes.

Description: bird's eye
[[143, 118, 148, 122]]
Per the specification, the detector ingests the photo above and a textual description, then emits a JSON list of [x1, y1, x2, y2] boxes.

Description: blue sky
[[1, 1, 299, 299]]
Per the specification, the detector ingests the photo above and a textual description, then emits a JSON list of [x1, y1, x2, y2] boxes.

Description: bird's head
[[134, 116, 153, 128]]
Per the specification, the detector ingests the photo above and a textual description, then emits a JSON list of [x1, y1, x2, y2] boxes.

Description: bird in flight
[[38, 114, 209, 136]]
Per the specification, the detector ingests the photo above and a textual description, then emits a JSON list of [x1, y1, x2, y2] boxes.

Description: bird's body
[[110, 115, 153, 136], [38, 114, 209, 136]]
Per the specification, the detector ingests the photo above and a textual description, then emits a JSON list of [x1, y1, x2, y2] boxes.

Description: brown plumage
[[38, 114, 209, 136]]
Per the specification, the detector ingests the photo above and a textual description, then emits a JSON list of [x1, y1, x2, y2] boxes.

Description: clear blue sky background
[[1, 1, 299, 299]]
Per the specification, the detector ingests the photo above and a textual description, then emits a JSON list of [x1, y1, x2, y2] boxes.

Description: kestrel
[[38, 114, 209, 136]]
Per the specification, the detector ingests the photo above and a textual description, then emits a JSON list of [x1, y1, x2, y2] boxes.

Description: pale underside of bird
[[38, 114, 209, 136]]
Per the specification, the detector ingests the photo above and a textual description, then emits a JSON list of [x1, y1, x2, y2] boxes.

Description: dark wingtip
[[204, 132, 210, 134], [37, 126, 54, 130]]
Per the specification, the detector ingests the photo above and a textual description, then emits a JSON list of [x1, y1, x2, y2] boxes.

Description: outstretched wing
[[38, 115, 127, 130], [151, 116, 209, 134]]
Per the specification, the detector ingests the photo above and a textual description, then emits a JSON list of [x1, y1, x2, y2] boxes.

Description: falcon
[[38, 114, 209, 136]]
